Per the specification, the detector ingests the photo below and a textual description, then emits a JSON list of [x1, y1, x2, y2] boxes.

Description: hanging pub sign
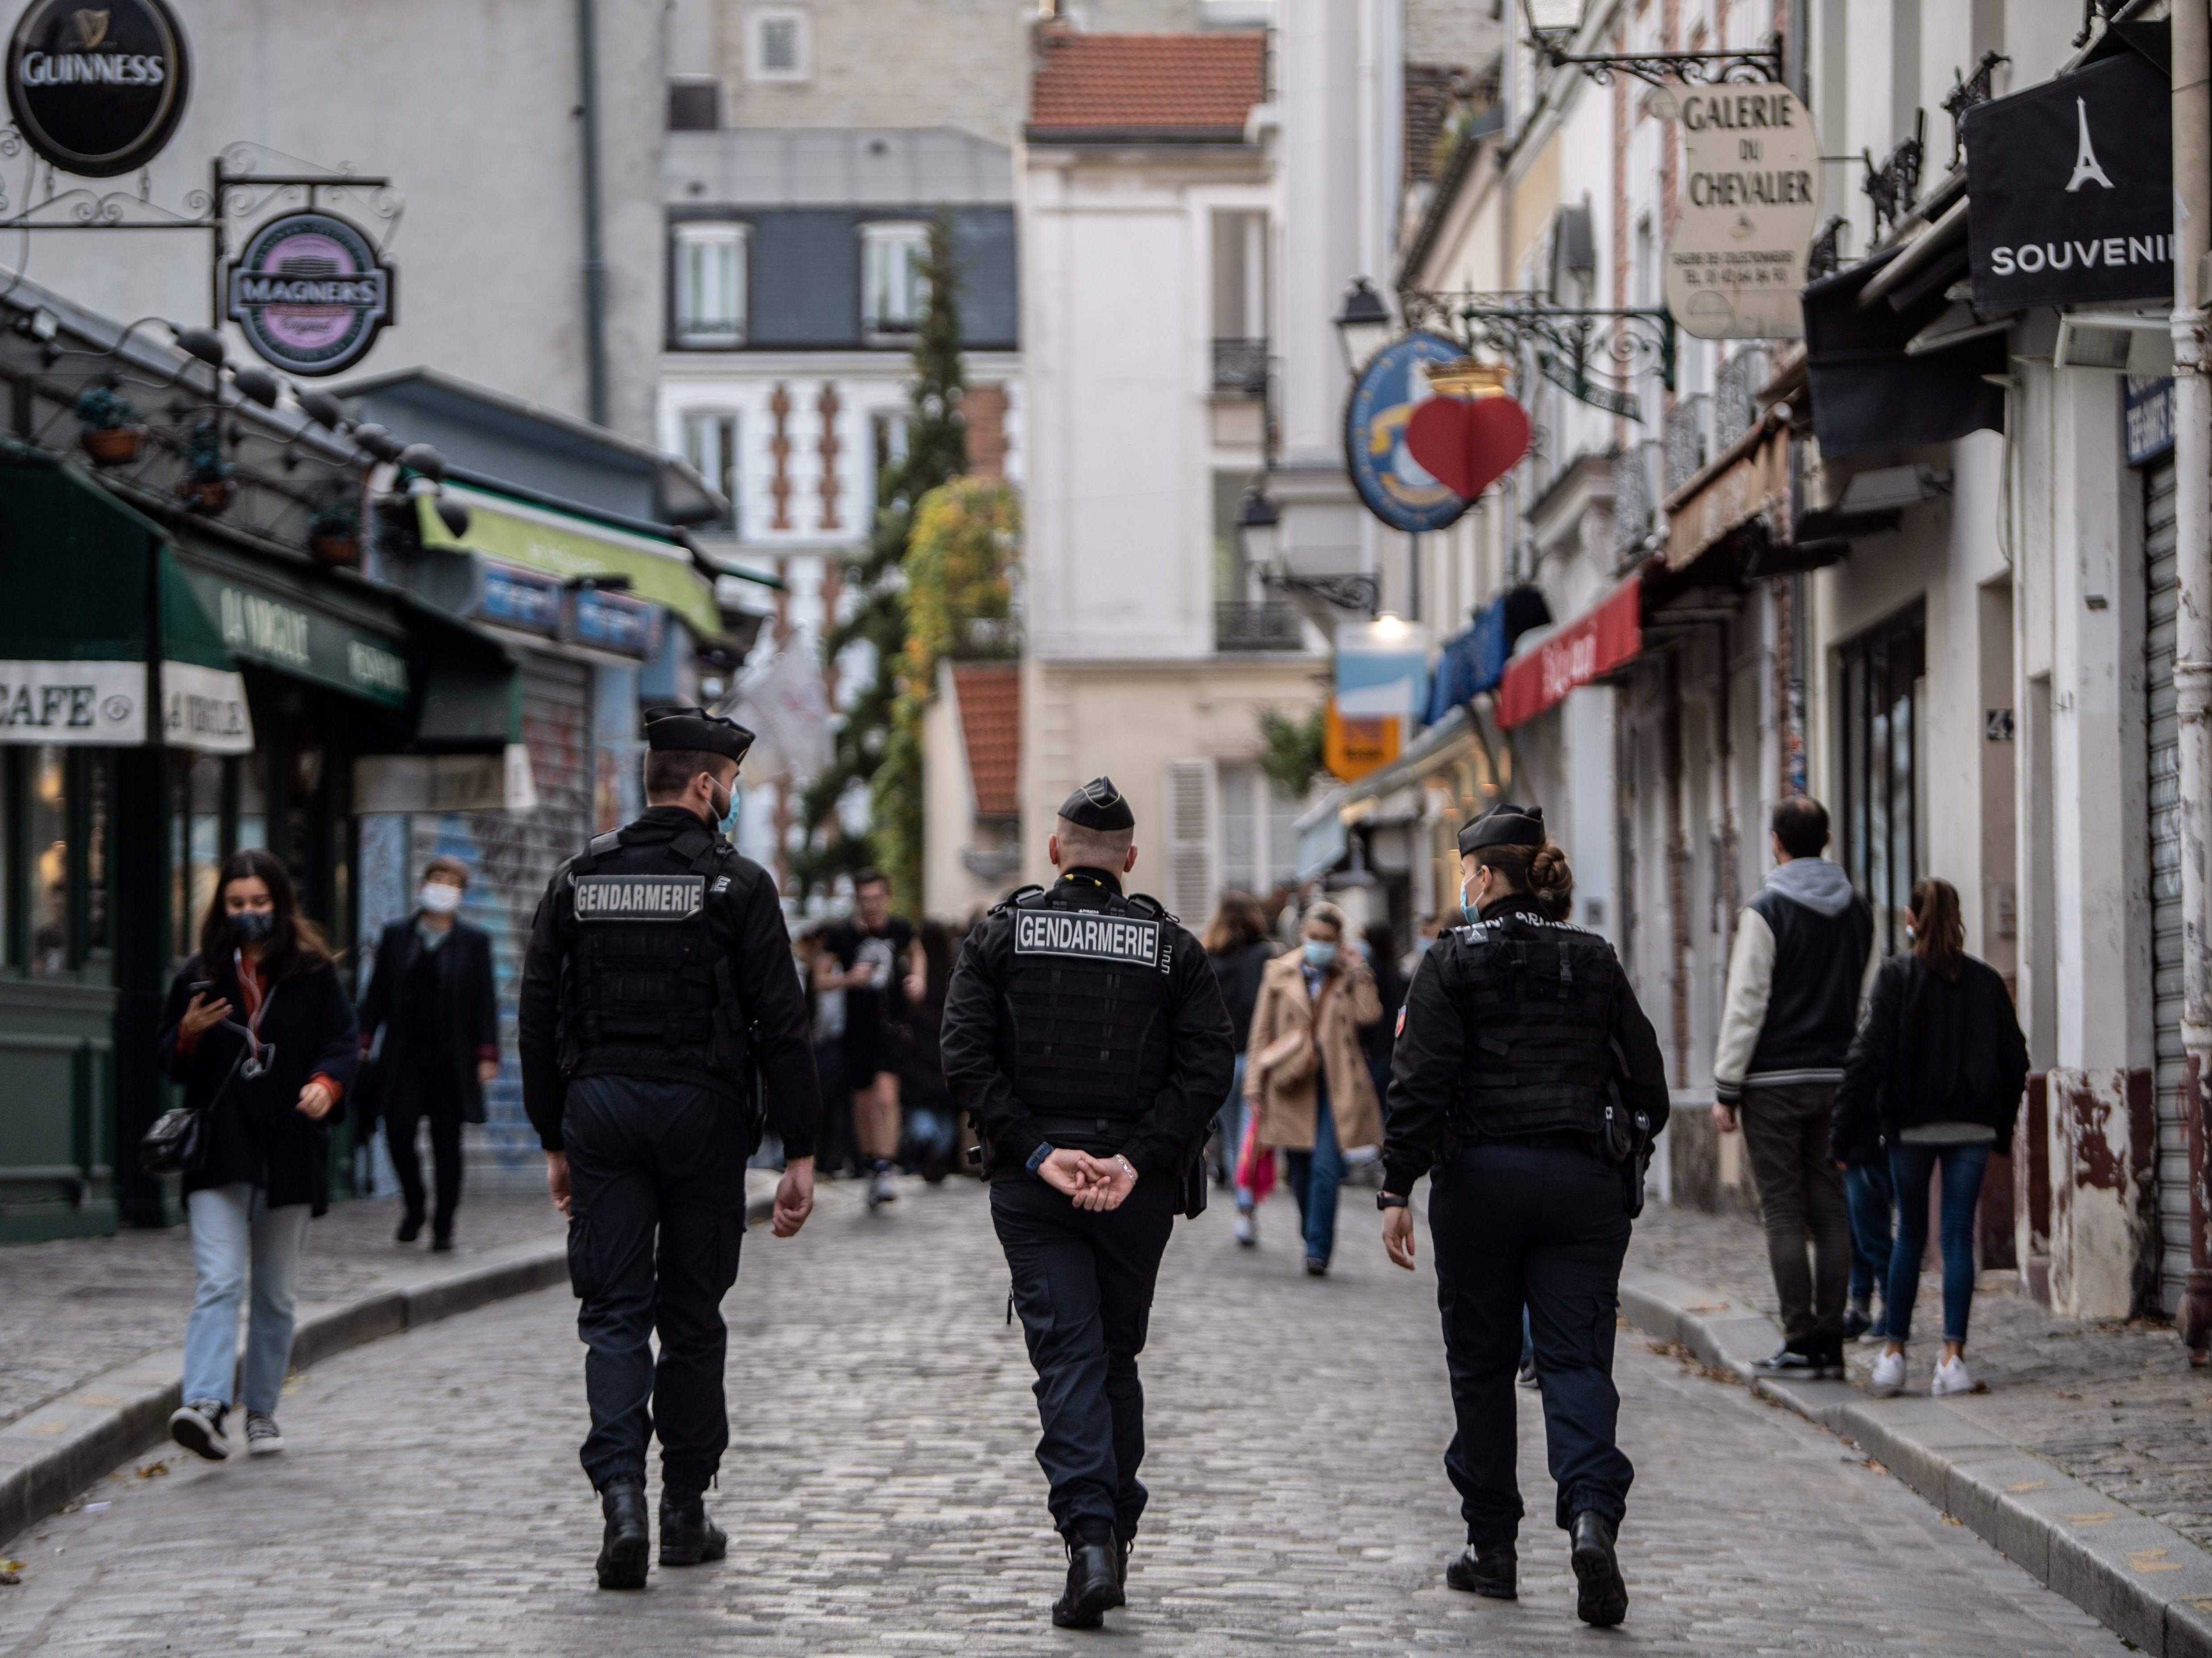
[[225, 209, 395, 377], [1651, 82, 1820, 340], [1963, 50, 2173, 311], [1344, 331, 1472, 533], [5, 0, 189, 177]]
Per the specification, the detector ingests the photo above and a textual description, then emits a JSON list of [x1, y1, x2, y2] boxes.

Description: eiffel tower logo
[[2064, 96, 2113, 193]]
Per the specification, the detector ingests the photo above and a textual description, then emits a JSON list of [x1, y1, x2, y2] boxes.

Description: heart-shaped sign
[[1405, 395, 1532, 500]]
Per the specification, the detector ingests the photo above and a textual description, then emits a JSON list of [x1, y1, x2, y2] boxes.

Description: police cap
[[1458, 802, 1545, 857], [643, 704, 756, 765], [1058, 775, 1135, 832]]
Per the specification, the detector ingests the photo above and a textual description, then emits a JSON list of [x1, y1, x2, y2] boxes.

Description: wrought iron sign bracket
[[1403, 289, 1677, 421], [1263, 569, 1380, 618], [1525, 32, 1783, 89], [0, 141, 400, 325]]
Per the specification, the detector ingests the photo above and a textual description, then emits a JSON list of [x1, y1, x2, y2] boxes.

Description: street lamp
[[1234, 477, 1280, 571], [1334, 277, 1394, 374]]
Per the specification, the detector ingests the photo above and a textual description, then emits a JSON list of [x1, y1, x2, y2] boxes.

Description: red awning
[[1495, 577, 1641, 729]]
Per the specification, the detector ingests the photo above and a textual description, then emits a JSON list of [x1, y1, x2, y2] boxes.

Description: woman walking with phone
[[159, 849, 359, 1461]]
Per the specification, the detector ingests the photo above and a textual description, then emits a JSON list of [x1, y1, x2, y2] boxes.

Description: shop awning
[[1425, 587, 1553, 723], [1662, 406, 1792, 571], [1496, 578, 1641, 730], [418, 482, 723, 638], [0, 456, 253, 753], [1802, 248, 2006, 458]]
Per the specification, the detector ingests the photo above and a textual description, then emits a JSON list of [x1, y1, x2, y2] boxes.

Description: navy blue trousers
[[563, 1076, 748, 1498], [992, 1175, 1176, 1541], [1429, 1139, 1634, 1542]]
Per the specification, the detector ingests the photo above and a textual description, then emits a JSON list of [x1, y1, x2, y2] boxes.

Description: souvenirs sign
[[1654, 82, 1820, 340], [6, 0, 190, 177], [225, 209, 395, 377], [1964, 51, 2172, 311]]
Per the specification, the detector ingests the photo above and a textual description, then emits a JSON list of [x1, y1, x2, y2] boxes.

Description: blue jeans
[[182, 1183, 311, 1414], [1284, 1080, 1345, 1267], [1215, 1056, 1252, 1212], [1884, 1140, 1992, 1345], [1843, 1160, 1895, 1309]]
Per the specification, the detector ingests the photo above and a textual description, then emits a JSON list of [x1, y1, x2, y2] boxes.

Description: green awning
[[0, 456, 251, 751], [418, 482, 723, 637], [172, 549, 412, 711]]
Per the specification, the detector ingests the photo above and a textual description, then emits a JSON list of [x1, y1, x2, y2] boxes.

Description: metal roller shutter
[[2144, 456, 2185, 1313]]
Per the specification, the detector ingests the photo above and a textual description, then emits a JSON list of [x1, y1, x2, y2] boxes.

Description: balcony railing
[[1664, 394, 1710, 495], [1211, 337, 1269, 398], [1214, 600, 1303, 652]]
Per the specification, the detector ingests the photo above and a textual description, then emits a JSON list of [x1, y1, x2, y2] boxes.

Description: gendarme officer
[[1380, 803, 1669, 1629], [519, 704, 820, 1592], [941, 777, 1234, 1631]]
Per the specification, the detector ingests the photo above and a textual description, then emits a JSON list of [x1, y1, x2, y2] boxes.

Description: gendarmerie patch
[[1014, 909, 1165, 971], [573, 874, 705, 921]]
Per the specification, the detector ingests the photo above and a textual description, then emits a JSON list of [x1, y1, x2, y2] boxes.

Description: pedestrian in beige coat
[[1243, 901, 1384, 1274]]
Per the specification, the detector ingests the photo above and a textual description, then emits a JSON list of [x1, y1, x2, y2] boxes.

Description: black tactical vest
[[560, 821, 744, 1093], [999, 881, 1173, 1136], [1451, 911, 1621, 1140]]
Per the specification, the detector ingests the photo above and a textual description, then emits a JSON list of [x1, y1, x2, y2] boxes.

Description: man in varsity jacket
[[1711, 796, 1879, 1377]]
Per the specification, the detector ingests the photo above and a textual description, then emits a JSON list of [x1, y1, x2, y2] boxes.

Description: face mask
[[230, 908, 276, 943], [1460, 875, 1482, 927], [711, 780, 737, 839], [1302, 940, 1338, 970], [419, 883, 463, 916]]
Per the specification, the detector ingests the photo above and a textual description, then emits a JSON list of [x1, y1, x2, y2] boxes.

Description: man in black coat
[[358, 855, 500, 1251]]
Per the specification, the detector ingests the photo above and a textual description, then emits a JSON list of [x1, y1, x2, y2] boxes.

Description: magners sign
[[226, 209, 396, 377], [6, 0, 190, 177]]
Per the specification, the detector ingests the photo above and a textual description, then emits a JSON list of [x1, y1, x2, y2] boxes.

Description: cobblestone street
[[0, 1179, 2131, 1655]]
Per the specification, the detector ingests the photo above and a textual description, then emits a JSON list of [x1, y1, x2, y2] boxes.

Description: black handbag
[[139, 1104, 208, 1176]]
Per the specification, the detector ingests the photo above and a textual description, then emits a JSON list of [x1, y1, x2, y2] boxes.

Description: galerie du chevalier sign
[[1653, 83, 1820, 341], [5, 0, 190, 176], [225, 209, 396, 377]]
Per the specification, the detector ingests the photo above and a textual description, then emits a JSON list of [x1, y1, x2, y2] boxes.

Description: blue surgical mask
[[1460, 875, 1481, 927], [711, 779, 737, 840], [230, 908, 276, 943], [1302, 940, 1338, 970]]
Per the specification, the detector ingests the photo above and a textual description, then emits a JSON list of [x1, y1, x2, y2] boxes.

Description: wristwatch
[[1376, 1190, 1410, 1210]]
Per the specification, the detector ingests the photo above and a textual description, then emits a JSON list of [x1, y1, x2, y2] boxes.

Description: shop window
[[28, 747, 65, 974], [674, 223, 748, 348], [683, 410, 740, 534], [1836, 603, 1926, 955], [861, 222, 930, 342]]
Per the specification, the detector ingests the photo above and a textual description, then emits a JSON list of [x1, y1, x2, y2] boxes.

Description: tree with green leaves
[[791, 214, 967, 904]]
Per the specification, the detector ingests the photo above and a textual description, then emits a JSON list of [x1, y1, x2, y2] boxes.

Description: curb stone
[[1621, 1263, 2212, 1657], [0, 1183, 774, 1552]]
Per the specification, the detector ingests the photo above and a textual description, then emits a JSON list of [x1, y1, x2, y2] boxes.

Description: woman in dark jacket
[[159, 848, 359, 1463], [1832, 878, 2027, 1399]]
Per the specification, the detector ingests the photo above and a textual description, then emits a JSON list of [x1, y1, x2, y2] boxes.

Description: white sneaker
[[1931, 1354, 1974, 1397], [1234, 1210, 1257, 1248], [1870, 1349, 1907, 1398], [245, 1411, 284, 1455], [866, 1166, 898, 1209]]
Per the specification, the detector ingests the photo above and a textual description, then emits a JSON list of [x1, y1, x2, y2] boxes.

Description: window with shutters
[[1164, 760, 1216, 924], [673, 223, 747, 348], [682, 410, 739, 535], [1219, 762, 1307, 896], [745, 9, 810, 82]]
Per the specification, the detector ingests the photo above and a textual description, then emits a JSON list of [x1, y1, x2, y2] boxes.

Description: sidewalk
[[1, 1173, 776, 1550], [1627, 1200, 2212, 1656]]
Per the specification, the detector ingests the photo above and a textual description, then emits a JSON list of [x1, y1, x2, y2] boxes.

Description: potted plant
[[177, 421, 234, 514], [307, 500, 360, 567], [75, 385, 145, 465]]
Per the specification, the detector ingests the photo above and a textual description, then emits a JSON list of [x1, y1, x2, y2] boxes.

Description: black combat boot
[[660, 1491, 729, 1566], [1051, 1520, 1125, 1629], [595, 1475, 651, 1590], [1569, 1511, 1628, 1627], [1445, 1538, 1517, 1598]]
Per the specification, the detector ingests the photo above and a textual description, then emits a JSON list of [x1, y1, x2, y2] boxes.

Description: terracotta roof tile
[[1028, 31, 1266, 139], [953, 663, 1021, 819]]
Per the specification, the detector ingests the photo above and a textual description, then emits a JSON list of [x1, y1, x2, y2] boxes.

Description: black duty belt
[[1033, 1114, 1137, 1141], [1465, 1127, 1600, 1156]]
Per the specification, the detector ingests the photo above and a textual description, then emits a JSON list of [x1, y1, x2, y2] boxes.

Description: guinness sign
[[6, 0, 189, 177], [226, 209, 395, 377]]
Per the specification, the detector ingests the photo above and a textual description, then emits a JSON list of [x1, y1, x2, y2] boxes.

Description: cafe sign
[[1964, 52, 2173, 311], [0, 659, 143, 743], [226, 209, 395, 377], [1653, 83, 1820, 341], [6, 0, 189, 177]]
